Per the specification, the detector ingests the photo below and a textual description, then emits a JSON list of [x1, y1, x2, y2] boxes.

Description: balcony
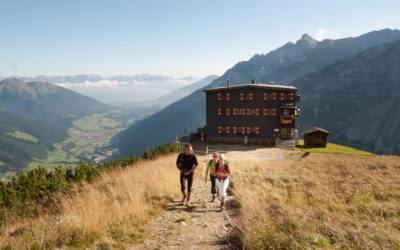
[[280, 115, 294, 125]]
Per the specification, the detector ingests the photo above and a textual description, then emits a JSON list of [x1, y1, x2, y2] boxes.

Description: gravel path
[[134, 155, 238, 249], [133, 147, 289, 249]]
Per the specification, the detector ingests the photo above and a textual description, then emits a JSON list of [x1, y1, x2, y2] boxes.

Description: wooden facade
[[204, 81, 300, 145], [303, 127, 330, 147]]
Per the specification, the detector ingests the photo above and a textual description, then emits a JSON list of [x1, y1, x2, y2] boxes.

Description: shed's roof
[[302, 127, 330, 134], [203, 83, 298, 92]]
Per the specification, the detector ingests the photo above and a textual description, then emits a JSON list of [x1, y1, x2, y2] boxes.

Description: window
[[240, 93, 244, 100], [233, 109, 237, 115], [236, 127, 245, 134], [272, 109, 276, 116], [280, 93, 285, 100], [273, 93, 277, 100], [218, 127, 231, 134], [226, 93, 230, 100], [233, 127, 237, 134], [256, 109, 260, 116], [290, 93, 294, 100], [241, 109, 246, 115], [263, 109, 274, 115], [246, 127, 251, 134], [249, 93, 253, 100], [217, 93, 221, 100], [218, 109, 222, 115], [283, 108, 290, 115], [226, 109, 230, 116], [247, 108, 251, 115], [263, 93, 267, 100]]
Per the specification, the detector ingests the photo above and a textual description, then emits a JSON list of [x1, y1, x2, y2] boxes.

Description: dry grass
[[230, 154, 400, 249], [0, 155, 180, 249]]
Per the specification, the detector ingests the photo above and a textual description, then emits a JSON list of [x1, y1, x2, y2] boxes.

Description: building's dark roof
[[303, 127, 330, 134], [203, 83, 298, 92]]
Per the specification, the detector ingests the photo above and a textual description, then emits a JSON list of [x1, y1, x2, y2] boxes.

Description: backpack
[[178, 151, 196, 170]]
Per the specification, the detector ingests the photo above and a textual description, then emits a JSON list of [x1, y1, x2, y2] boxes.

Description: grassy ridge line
[[230, 154, 400, 249], [0, 155, 181, 249], [295, 140, 374, 156]]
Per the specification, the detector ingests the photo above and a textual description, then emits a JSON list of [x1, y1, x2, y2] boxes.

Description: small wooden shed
[[303, 127, 330, 147]]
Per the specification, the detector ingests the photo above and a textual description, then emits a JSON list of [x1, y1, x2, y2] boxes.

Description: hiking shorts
[[180, 173, 194, 192]]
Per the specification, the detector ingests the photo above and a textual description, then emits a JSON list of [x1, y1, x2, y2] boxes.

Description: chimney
[[251, 79, 256, 84], [227, 80, 230, 87], [269, 81, 275, 85]]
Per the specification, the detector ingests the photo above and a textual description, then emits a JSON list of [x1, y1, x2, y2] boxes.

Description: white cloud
[[315, 28, 340, 41], [56, 80, 129, 88]]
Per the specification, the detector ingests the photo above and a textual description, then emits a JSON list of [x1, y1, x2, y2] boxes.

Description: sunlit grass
[[295, 139, 373, 156], [230, 153, 400, 249], [0, 155, 181, 249], [5, 130, 38, 142]]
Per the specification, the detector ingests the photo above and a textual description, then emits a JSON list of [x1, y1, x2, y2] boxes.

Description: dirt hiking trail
[[133, 147, 288, 249]]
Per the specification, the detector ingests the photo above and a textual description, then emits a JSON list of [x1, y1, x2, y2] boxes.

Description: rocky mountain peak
[[297, 34, 318, 48]]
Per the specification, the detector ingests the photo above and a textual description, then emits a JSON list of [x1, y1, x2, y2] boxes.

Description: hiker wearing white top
[[204, 152, 219, 202], [213, 153, 231, 210]]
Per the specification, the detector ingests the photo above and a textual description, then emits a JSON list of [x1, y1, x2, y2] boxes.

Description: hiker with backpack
[[204, 152, 219, 202], [176, 143, 198, 207], [213, 153, 231, 210]]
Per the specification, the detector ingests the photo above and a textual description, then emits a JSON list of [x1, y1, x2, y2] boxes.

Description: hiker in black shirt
[[176, 143, 198, 207]]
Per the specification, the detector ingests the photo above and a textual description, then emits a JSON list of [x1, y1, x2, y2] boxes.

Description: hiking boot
[[220, 202, 226, 210], [186, 200, 191, 207], [181, 196, 186, 206], [210, 196, 216, 202]]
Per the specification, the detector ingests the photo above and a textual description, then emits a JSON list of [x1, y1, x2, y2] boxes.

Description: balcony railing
[[280, 115, 294, 125]]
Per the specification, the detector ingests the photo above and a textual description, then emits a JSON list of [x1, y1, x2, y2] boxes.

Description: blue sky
[[1, 0, 400, 78]]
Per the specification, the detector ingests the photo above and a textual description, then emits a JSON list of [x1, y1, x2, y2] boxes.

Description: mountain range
[[113, 29, 400, 156], [6, 74, 202, 103], [0, 78, 113, 173]]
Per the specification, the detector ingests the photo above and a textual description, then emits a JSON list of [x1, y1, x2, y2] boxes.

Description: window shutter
[[218, 109, 222, 115], [217, 93, 221, 100], [226, 93, 230, 100], [240, 93, 244, 100], [273, 93, 276, 100], [272, 109, 276, 116]]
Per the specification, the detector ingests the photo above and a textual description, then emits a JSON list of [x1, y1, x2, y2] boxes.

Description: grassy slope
[[230, 153, 400, 249], [0, 155, 180, 249], [295, 140, 374, 156], [2, 148, 399, 249]]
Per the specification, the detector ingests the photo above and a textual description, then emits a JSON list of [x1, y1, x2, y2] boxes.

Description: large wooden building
[[204, 80, 300, 145]]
